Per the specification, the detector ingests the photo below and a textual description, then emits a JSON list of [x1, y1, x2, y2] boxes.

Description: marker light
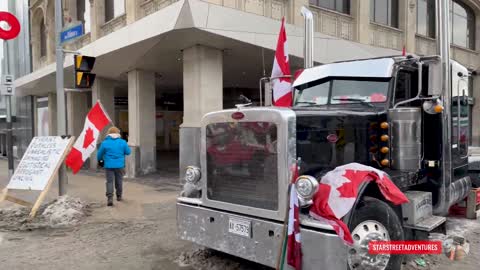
[[380, 147, 389, 154], [380, 122, 389, 129], [380, 135, 389, 142], [434, 104, 444, 113], [381, 159, 390, 166]]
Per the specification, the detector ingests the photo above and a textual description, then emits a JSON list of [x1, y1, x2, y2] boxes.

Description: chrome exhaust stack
[[433, 0, 470, 215], [301, 7, 314, 69]]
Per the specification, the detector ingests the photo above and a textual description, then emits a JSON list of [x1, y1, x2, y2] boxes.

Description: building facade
[[14, 0, 480, 178], [0, 0, 33, 159]]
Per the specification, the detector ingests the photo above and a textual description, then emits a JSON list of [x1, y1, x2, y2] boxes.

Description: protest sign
[[1, 136, 75, 218]]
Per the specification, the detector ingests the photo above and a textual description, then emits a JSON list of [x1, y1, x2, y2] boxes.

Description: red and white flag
[[66, 101, 111, 174], [309, 163, 409, 245], [287, 164, 301, 270], [271, 18, 292, 107]]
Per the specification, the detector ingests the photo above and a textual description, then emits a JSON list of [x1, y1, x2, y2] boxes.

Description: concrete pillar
[[90, 78, 116, 169], [126, 70, 156, 178], [48, 93, 57, 136], [180, 45, 223, 180], [46, 2, 56, 64], [67, 92, 89, 136], [352, 0, 371, 44], [399, 0, 416, 53], [288, 0, 308, 26], [90, 0, 105, 41], [126, 0, 141, 24]]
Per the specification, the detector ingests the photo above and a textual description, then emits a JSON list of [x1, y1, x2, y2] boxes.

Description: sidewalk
[[0, 159, 192, 270]]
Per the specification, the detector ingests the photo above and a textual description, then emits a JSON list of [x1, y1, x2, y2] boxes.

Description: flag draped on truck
[[271, 18, 292, 107], [66, 101, 111, 174], [309, 163, 409, 245], [286, 163, 301, 270]]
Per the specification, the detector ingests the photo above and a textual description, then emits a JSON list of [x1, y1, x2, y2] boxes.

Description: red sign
[[368, 241, 443, 255], [0, 12, 21, 40]]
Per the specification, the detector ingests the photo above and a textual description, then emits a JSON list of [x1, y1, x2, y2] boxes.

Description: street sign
[[60, 23, 83, 44], [0, 75, 15, 96]]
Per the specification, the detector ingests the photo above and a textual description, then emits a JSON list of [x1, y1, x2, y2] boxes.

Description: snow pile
[[175, 249, 269, 270], [0, 196, 88, 231], [41, 196, 87, 227]]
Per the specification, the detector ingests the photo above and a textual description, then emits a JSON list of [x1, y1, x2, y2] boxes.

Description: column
[[67, 92, 89, 136], [126, 70, 156, 178], [90, 0, 105, 41], [352, 0, 371, 44], [180, 45, 223, 181], [288, 0, 309, 26], [48, 93, 57, 136], [399, 0, 416, 53], [126, 0, 141, 24], [90, 78, 116, 169]]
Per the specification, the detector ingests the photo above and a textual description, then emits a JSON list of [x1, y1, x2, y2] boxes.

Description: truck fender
[[342, 180, 403, 228]]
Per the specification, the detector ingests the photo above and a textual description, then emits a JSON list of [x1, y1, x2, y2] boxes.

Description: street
[[0, 159, 479, 270]]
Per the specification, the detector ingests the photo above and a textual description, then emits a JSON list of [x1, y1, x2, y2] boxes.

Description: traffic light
[[74, 55, 96, 88]]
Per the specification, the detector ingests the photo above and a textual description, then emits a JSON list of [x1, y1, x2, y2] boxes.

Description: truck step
[[403, 215, 446, 231]]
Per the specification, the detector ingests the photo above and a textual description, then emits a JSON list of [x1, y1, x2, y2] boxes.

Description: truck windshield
[[294, 78, 390, 106]]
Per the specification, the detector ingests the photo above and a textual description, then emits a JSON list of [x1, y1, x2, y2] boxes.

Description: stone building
[[13, 0, 480, 178]]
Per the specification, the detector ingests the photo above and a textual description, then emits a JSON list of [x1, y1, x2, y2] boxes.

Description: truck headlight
[[295, 175, 319, 206], [185, 166, 201, 183]]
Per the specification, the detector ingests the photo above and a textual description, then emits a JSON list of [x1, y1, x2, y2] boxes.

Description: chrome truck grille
[[200, 108, 296, 221], [206, 122, 278, 210]]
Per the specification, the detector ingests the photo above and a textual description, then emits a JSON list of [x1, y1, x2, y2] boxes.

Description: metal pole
[[433, 0, 452, 215], [4, 40, 14, 179], [301, 7, 314, 69], [55, 0, 67, 196]]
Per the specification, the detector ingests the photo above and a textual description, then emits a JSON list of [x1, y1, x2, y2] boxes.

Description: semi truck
[[176, 3, 475, 270]]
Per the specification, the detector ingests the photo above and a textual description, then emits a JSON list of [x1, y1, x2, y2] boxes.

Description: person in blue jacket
[[97, 126, 131, 206]]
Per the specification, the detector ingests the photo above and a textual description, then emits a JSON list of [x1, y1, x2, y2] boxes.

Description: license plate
[[228, 217, 251, 238]]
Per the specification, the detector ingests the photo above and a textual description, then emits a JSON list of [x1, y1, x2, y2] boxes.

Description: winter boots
[[107, 197, 113, 206]]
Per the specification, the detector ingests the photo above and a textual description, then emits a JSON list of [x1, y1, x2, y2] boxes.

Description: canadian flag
[[309, 163, 409, 245], [287, 164, 301, 270], [271, 18, 292, 107], [66, 101, 111, 174]]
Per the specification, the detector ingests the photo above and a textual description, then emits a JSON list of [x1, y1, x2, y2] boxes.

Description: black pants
[[106, 168, 123, 198]]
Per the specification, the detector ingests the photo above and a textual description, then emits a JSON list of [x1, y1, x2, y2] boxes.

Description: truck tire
[[347, 196, 404, 270]]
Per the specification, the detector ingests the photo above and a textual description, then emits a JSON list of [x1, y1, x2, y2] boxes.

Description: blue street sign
[[60, 23, 84, 44]]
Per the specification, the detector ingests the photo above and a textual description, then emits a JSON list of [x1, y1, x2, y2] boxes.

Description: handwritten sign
[[7, 136, 73, 191]]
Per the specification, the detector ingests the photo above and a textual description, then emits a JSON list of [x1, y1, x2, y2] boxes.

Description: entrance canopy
[[14, 0, 399, 96]]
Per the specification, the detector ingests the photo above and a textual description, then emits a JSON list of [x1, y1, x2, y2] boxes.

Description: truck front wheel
[[347, 196, 404, 270]]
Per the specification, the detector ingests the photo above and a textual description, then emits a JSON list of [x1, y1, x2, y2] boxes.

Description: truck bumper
[[177, 202, 347, 269]]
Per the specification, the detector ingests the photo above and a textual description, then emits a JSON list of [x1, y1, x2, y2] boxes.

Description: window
[[294, 78, 389, 106], [417, 0, 436, 38], [40, 18, 47, 57], [105, 0, 125, 22], [77, 0, 91, 33], [370, 0, 399, 28], [309, 0, 350, 14], [451, 0, 475, 49]]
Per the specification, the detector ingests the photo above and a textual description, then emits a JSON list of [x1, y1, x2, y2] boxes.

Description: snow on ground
[[0, 195, 89, 231]]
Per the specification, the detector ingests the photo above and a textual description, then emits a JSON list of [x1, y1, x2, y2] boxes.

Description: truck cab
[[176, 55, 473, 270]]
